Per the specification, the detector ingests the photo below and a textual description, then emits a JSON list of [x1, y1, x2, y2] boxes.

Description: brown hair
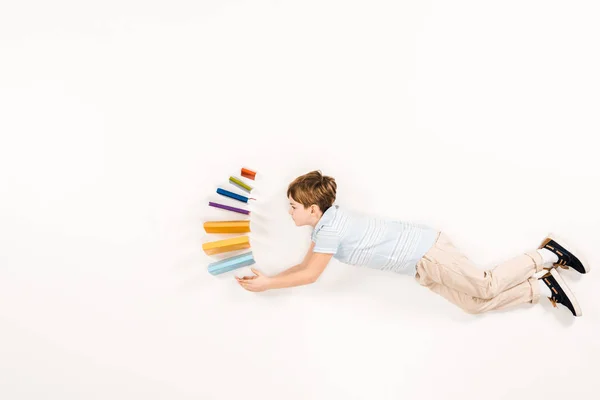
[[287, 170, 337, 212]]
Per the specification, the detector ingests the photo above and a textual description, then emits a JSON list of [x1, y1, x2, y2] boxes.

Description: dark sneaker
[[539, 233, 590, 274], [540, 269, 582, 317]]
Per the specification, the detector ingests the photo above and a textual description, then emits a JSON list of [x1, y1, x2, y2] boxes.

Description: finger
[[250, 268, 261, 276], [240, 282, 256, 292]]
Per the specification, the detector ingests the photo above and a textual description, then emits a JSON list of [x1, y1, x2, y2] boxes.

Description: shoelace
[[543, 263, 569, 272], [544, 246, 570, 269]]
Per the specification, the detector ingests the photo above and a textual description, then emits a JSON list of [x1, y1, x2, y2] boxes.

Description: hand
[[236, 268, 272, 292]]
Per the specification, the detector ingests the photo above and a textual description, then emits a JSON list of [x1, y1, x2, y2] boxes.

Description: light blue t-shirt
[[311, 205, 439, 274]]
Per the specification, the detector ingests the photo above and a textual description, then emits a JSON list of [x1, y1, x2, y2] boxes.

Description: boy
[[236, 171, 590, 316]]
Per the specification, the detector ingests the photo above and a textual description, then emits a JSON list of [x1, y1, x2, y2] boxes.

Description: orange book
[[204, 220, 251, 234], [202, 236, 250, 255], [241, 167, 256, 180]]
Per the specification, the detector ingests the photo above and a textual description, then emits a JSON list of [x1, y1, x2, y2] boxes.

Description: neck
[[309, 211, 324, 228]]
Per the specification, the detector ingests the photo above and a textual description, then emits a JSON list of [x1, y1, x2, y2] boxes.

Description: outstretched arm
[[267, 251, 333, 289], [236, 242, 333, 291]]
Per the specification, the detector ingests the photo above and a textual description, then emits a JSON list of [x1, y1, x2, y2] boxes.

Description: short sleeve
[[312, 226, 341, 254]]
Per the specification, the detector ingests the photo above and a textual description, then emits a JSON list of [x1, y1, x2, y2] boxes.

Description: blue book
[[208, 252, 256, 275], [217, 188, 249, 203]]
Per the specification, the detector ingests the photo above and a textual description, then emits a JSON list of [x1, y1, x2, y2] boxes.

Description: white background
[[1, 1, 599, 399]]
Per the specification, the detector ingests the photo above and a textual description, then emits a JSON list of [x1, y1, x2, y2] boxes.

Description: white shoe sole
[[550, 268, 582, 317], [540, 232, 591, 274]]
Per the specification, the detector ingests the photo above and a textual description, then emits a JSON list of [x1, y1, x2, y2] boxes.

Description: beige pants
[[415, 232, 543, 314]]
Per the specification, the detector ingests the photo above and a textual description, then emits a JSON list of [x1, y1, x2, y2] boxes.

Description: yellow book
[[204, 220, 251, 234], [202, 236, 250, 255]]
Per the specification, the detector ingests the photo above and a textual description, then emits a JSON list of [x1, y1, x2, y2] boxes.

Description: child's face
[[288, 196, 316, 226]]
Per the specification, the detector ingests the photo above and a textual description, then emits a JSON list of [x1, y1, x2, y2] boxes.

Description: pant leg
[[415, 232, 545, 300], [419, 277, 541, 314]]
